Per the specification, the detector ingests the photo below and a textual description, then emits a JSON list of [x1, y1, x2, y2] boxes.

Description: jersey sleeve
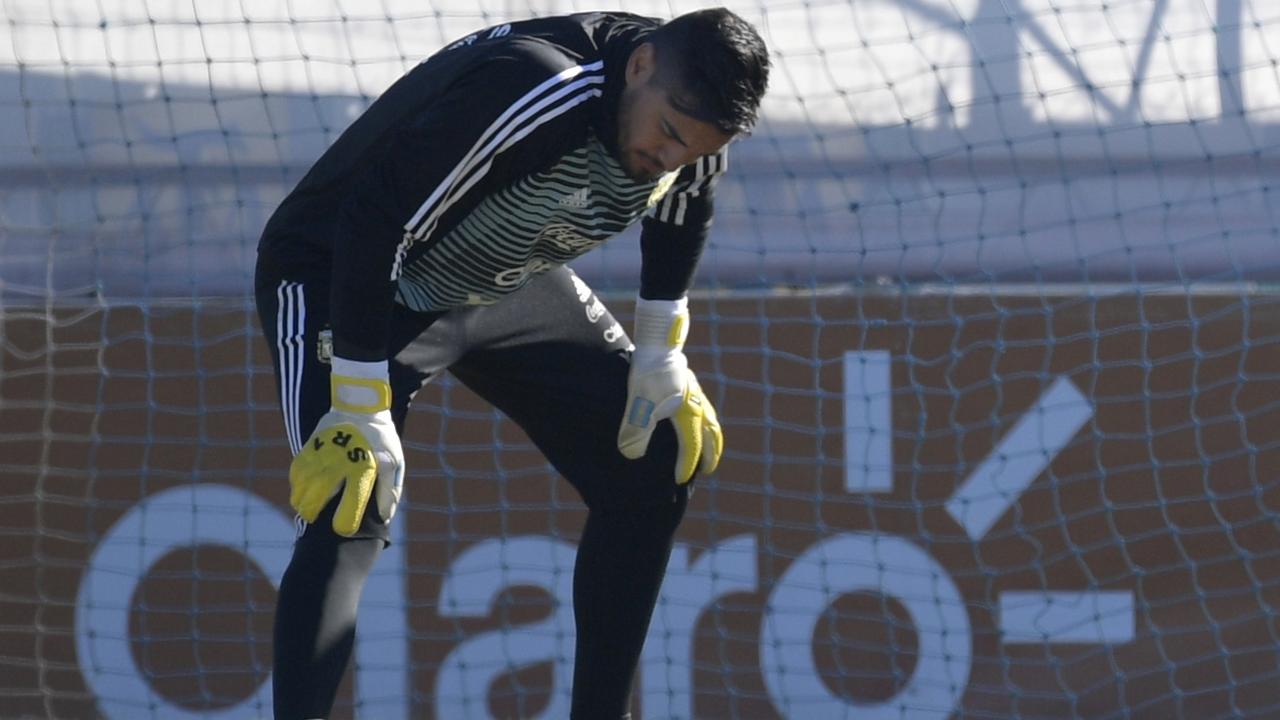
[[330, 39, 605, 360], [637, 147, 727, 300]]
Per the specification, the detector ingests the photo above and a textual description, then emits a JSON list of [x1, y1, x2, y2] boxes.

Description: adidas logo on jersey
[[558, 187, 590, 208]]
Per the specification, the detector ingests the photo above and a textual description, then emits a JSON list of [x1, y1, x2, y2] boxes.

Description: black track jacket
[[258, 12, 726, 361]]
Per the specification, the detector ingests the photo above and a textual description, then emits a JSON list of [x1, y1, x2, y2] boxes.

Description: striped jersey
[[258, 12, 725, 360]]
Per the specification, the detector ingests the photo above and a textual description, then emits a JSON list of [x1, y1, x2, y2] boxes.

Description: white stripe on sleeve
[[390, 61, 605, 278]]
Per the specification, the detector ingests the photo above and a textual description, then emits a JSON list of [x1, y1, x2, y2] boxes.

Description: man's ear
[[626, 42, 657, 86]]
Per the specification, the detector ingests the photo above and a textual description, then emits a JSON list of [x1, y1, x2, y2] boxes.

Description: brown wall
[[3, 292, 1279, 719]]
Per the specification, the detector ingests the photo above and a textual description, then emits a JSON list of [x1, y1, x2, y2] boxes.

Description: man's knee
[[557, 421, 694, 512]]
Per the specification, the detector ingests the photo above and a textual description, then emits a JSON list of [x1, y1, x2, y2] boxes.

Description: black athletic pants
[[256, 262, 689, 720]]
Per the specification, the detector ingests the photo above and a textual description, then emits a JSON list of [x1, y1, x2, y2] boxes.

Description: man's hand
[[289, 358, 404, 536], [617, 297, 724, 484]]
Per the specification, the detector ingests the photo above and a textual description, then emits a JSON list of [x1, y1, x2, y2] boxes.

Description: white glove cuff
[[633, 296, 689, 350], [331, 356, 391, 414]]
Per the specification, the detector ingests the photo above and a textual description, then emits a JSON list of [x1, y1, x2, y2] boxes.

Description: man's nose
[[656, 143, 689, 173]]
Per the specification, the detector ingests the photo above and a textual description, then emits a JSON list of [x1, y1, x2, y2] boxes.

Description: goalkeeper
[[254, 8, 768, 719]]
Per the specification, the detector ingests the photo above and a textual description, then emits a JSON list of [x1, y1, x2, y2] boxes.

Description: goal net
[[3, 1, 1280, 718]]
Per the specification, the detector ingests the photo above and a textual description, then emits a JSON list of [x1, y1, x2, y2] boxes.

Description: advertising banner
[[2, 291, 1278, 719]]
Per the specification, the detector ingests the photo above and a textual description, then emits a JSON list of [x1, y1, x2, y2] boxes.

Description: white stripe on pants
[[275, 280, 307, 455]]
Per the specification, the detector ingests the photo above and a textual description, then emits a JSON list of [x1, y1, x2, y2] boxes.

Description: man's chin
[[624, 163, 660, 183]]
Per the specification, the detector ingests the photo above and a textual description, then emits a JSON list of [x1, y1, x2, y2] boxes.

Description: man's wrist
[[633, 295, 689, 350], [331, 356, 392, 414]]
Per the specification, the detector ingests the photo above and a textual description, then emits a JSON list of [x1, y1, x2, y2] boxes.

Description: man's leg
[[568, 485, 689, 719], [271, 525, 382, 719], [255, 270, 444, 719], [442, 267, 695, 719]]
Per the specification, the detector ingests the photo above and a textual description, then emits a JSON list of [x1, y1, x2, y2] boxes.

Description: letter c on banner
[[74, 484, 293, 720], [760, 532, 972, 719]]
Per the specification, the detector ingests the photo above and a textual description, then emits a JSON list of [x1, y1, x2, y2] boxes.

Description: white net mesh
[[3, 1, 1280, 718]]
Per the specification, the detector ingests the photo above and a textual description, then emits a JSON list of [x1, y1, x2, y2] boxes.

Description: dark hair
[[647, 7, 771, 135]]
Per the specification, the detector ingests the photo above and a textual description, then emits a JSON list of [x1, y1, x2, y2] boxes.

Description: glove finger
[[291, 480, 322, 522], [289, 458, 337, 522], [299, 470, 346, 523], [288, 464, 310, 518], [618, 424, 657, 460], [699, 409, 724, 476], [374, 455, 404, 523], [333, 465, 376, 537], [672, 402, 703, 485]]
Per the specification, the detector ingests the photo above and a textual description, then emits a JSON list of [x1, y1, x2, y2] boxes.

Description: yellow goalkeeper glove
[[289, 357, 404, 536], [617, 297, 724, 484]]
